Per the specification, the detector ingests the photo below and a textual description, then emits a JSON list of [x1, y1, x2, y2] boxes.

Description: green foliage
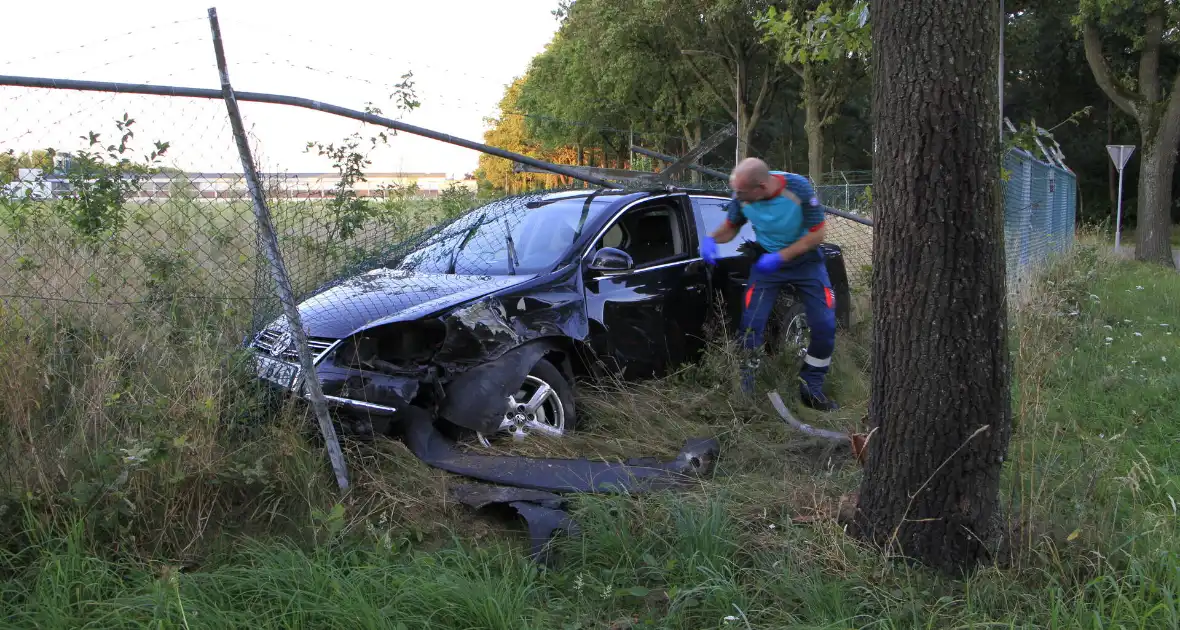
[[304, 72, 421, 244], [758, 0, 871, 65], [758, 0, 871, 180], [0, 149, 16, 184], [1010, 108, 1093, 152], [1073, 0, 1180, 40], [438, 182, 476, 221], [304, 133, 382, 243], [56, 114, 169, 245]]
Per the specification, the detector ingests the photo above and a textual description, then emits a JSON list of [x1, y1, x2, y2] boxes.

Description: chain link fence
[[1001, 148, 1078, 293]]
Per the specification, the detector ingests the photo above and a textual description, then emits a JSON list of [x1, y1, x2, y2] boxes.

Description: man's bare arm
[[710, 220, 740, 244]]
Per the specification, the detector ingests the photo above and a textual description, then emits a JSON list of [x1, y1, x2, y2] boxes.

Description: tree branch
[[1082, 21, 1142, 119], [746, 67, 774, 132], [1140, 10, 1164, 104], [683, 56, 735, 118]]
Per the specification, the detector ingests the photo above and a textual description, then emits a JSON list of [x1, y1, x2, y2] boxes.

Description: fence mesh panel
[[1, 88, 260, 333], [1001, 149, 1078, 293]]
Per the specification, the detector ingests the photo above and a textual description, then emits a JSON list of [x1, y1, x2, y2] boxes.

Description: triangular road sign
[[1106, 145, 1135, 171]]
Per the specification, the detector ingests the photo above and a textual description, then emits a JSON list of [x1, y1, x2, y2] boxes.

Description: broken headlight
[[334, 320, 447, 375]]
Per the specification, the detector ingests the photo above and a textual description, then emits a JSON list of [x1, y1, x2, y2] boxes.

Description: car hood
[[279, 268, 539, 339]]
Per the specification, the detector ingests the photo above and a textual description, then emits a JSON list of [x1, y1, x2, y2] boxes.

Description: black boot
[[799, 362, 839, 411]]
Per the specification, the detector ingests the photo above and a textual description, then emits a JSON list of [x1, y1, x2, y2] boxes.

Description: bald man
[[699, 158, 839, 411]]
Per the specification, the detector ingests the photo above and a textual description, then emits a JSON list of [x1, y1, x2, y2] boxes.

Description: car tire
[[441, 357, 578, 445], [766, 298, 810, 360], [506, 357, 578, 438]]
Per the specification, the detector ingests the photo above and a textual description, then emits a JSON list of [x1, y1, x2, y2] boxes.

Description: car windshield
[[395, 194, 615, 276]]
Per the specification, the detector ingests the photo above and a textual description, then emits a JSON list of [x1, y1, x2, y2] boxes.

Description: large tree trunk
[[1136, 136, 1179, 264], [850, 0, 1013, 577], [803, 66, 825, 184]]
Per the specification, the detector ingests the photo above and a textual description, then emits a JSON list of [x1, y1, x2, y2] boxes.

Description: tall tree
[[475, 76, 579, 194], [850, 0, 1014, 577], [759, 0, 871, 183], [517, 0, 708, 162], [1077, 0, 1180, 268], [661, 0, 788, 162]]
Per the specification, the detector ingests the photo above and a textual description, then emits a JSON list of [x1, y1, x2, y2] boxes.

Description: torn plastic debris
[[438, 342, 548, 435], [450, 483, 567, 510], [450, 483, 579, 564], [396, 405, 719, 494]]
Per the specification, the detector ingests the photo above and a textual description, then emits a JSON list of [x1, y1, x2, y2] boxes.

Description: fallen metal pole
[[631, 145, 731, 181], [632, 145, 876, 227], [0, 74, 615, 188], [208, 7, 349, 490]]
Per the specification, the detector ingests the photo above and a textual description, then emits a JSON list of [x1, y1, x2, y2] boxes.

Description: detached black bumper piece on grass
[[399, 405, 719, 564], [396, 406, 719, 494], [450, 483, 579, 565]]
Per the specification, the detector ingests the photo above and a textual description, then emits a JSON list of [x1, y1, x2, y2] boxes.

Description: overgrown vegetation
[[0, 235, 1176, 627]]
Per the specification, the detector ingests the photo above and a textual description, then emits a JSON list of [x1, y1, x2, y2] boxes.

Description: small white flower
[[1135, 332, 1143, 337], [1105, 337, 1113, 342], [768, 524, 776, 530], [1100, 433, 1105, 438], [1124, 319, 1132, 323], [1136, 286, 1144, 290], [1163, 357, 1168, 363], [1132, 360, 1138, 364], [724, 616, 739, 623]]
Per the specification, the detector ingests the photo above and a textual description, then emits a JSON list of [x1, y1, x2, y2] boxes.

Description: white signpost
[[1106, 144, 1136, 252]]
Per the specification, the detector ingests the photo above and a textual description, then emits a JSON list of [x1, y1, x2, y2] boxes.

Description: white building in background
[[153, 171, 477, 200], [1, 168, 53, 200], [3, 159, 477, 201]]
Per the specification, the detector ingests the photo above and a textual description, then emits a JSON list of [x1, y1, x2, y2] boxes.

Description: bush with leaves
[[304, 71, 421, 246], [56, 114, 169, 245]]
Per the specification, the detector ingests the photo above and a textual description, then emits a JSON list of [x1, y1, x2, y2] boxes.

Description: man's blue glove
[[753, 252, 784, 273], [700, 236, 719, 266]]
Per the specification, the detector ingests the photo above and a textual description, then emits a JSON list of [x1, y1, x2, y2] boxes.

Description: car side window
[[691, 196, 757, 258], [595, 202, 687, 269]]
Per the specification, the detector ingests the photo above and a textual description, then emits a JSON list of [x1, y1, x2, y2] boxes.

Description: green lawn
[[1, 239, 1178, 629]]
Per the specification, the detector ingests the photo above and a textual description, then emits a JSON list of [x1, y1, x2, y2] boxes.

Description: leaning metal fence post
[[206, 7, 349, 491]]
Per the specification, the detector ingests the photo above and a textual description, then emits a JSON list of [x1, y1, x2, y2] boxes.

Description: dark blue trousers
[[738, 256, 837, 395]]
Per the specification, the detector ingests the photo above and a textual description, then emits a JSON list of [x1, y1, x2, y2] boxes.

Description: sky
[[0, 0, 563, 178]]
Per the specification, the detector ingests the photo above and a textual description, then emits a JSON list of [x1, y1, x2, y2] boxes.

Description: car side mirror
[[587, 247, 634, 273]]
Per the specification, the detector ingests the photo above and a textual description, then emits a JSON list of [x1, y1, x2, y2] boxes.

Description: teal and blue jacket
[[725, 171, 825, 263]]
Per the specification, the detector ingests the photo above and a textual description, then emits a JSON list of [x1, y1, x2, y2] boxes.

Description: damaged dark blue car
[[247, 187, 853, 442]]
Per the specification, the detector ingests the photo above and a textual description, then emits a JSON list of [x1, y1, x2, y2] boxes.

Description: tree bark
[[1108, 100, 1116, 221], [850, 0, 1013, 577], [803, 66, 825, 184], [1136, 137, 1179, 264]]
